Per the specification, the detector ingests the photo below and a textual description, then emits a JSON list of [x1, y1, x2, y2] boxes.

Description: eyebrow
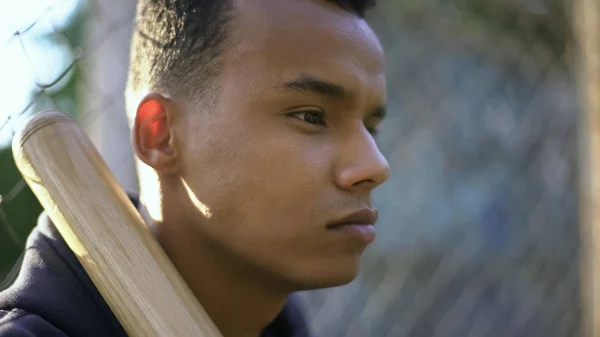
[[280, 75, 386, 120], [281, 75, 350, 99]]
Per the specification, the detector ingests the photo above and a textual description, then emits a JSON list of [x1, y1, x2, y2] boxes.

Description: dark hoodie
[[0, 197, 313, 337]]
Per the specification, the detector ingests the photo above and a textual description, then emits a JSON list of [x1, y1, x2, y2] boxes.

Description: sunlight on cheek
[[182, 178, 213, 218]]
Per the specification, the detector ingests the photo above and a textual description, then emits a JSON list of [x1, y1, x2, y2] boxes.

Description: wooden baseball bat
[[11, 110, 222, 337]]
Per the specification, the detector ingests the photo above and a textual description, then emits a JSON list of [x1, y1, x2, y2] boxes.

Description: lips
[[326, 208, 378, 229]]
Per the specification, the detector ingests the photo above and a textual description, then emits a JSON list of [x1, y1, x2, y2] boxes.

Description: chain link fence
[[0, 0, 585, 336]]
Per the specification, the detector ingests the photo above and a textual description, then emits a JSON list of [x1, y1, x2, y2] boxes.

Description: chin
[[313, 273, 359, 289], [286, 259, 362, 291]]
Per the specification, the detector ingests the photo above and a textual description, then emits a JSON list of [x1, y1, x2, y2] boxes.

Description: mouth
[[326, 208, 378, 244], [326, 208, 378, 229]]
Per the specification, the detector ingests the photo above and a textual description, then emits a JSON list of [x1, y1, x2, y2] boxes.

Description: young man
[[0, 0, 390, 336]]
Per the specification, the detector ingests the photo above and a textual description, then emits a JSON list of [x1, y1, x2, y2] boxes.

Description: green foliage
[[0, 148, 43, 281], [0, 5, 86, 281]]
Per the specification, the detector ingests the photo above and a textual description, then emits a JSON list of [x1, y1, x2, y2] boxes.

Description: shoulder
[[0, 309, 68, 336], [0, 211, 128, 337]]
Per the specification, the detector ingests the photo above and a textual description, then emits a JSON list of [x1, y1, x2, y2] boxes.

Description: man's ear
[[133, 92, 180, 174]]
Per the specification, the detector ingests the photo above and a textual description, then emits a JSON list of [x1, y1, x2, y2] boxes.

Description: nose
[[334, 128, 391, 193]]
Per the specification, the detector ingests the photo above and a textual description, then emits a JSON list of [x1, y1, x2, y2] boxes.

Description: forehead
[[225, 0, 385, 97]]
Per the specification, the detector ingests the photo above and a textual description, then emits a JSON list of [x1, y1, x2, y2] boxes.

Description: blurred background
[[0, 0, 593, 336]]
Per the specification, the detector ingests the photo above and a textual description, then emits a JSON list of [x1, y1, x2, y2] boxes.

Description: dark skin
[[132, 0, 390, 336]]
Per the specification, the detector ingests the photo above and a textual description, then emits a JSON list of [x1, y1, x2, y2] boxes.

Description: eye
[[289, 110, 327, 127]]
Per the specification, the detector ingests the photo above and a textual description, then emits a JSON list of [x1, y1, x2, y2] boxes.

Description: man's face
[[173, 0, 389, 289]]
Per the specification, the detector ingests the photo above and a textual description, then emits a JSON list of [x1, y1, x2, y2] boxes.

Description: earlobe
[[133, 93, 179, 174]]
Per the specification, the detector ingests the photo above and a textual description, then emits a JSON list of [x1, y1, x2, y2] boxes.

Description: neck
[[140, 204, 289, 337]]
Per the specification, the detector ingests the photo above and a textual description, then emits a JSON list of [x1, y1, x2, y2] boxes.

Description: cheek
[[226, 142, 331, 224], [179, 107, 335, 237], [235, 137, 334, 225]]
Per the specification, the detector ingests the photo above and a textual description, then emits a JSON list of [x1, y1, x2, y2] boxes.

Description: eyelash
[[288, 110, 380, 136], [289, 110, 327, 127]]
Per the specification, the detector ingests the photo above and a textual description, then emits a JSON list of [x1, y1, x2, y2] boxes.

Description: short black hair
[[126, 0, 376, 107]]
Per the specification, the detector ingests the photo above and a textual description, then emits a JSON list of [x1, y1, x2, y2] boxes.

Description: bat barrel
[[12, 110, 221, 337]]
